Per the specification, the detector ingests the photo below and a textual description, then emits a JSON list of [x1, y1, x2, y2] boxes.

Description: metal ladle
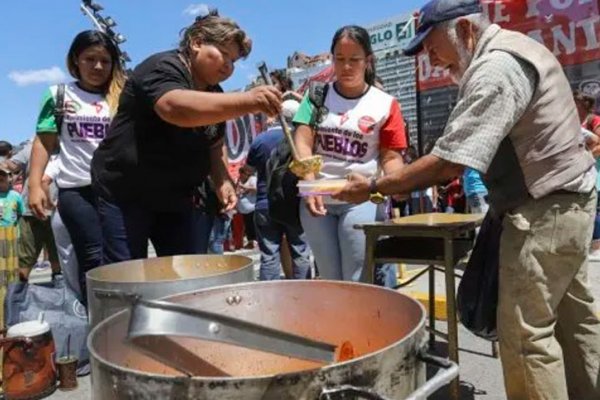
[[257, 62, 323, 178], [126, 298, 337, 377]]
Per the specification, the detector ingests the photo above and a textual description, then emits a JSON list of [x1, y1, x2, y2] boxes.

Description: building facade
[[287, 51, 332, 90], [365, 14, 417, 146]]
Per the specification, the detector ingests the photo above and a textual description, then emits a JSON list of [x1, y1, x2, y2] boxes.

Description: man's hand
[[216, 179, 237, 213], [305, 195, 327, 217], [332, 173, 370, 204]]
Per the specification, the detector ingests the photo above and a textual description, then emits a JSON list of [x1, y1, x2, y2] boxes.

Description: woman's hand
[[216, 179, 238, 213], [246, 86, 282, 117], [29, 185, 49, 220], [305, 195, 327, 217]]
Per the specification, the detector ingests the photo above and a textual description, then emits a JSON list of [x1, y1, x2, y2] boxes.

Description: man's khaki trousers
[[498, 190, 600, 400]]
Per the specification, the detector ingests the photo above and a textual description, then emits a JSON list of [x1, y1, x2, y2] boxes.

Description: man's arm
[[377, 154, 464, 196], [333, 154, 463, 203]]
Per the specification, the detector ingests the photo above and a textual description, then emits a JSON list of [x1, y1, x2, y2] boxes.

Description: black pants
[[97, 196, 195, 264], [243, 212, 256, 241], [57, 186, 102, 304]]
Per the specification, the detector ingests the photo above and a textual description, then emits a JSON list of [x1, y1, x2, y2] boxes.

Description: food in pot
[[336, 341, 356, 362]]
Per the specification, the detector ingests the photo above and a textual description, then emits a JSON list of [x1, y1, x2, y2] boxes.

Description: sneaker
[[589, 249, 600, 262], [34, 260, 51, 270]]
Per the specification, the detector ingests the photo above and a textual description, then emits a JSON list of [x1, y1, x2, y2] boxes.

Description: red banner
[[418, 0, 600, 91], [226, 114, 265, 180]]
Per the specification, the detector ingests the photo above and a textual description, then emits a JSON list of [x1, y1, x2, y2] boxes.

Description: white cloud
[[8, 66, 67, 87], [183, 4, 210, 17], [237, 61, 250, 71]]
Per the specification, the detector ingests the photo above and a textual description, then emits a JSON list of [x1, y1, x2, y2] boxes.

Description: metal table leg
[[363, 232, 377, 284], [428, 265, 436, 350], [444, 236, 460, 400]]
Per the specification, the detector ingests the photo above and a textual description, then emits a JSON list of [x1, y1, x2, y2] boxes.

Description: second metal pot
[[86, 255, 254, 329]]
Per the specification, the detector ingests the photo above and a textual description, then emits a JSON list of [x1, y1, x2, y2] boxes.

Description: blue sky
[[1, 1, 423, 145]]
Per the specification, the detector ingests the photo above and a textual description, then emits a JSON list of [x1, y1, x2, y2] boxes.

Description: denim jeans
[[300, 201, 376, 281], [409, 196, 434, 214], [97, 196, 195, 264], [374, 201, 397, 288], [467, 193, 489, 214], [208, 214, 231, 254], [190, 210, 215, 254], [593, 191, 600, 240], [57, 186, 102, 304], [254, 208, 311, 280]]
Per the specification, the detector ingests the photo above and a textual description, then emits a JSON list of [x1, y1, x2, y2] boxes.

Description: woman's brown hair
[[179, 15, 252, 60]]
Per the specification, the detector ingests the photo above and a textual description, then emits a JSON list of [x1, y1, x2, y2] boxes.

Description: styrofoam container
[[297, 179, 347, 196]]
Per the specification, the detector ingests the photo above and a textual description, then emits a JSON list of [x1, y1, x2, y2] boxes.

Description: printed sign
[[418, 0, 600, 91]]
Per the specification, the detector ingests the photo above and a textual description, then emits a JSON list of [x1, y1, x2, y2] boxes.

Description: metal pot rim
[[88, 280, 427, 382], [86, 255, 254, 284]]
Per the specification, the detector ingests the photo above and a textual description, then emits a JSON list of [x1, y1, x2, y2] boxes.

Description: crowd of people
[[2, 0, 600, 397]]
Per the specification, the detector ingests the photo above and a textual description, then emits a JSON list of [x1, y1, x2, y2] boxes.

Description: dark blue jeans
[[254, 208, 311, 280], [57, 186, 103, 304], [594, 191, 600, 240], [97, 196, 195, 264], [209, 214, 231, 254], [190, 210, 215, 254]]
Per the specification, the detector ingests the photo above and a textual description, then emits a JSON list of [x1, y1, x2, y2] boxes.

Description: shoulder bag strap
[[54, 83, 66, 135]]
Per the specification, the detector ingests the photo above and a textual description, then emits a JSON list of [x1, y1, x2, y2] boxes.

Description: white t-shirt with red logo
[[294, 83, 407, 180], [36, 82, 112, 188]]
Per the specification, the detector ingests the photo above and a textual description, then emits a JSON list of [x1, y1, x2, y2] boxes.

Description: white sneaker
[[34, 261, 51, 270], [588, 250, 600, 262]]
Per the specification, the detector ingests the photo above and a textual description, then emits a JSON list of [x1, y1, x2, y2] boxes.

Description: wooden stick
[[257, 62, 302, 160]]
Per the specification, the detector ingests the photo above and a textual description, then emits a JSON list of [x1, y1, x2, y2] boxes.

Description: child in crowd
[[0, 168, 24, 328]]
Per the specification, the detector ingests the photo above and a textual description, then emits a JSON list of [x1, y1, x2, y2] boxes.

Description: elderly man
[[335, 0, 600, 398]]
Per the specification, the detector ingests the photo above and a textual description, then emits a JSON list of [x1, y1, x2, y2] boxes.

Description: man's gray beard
[[447, 33, 473, 84]]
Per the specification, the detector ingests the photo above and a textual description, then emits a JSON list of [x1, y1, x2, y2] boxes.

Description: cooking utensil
[[89, 280, 457, 400], [257, 62, 323, 177], [126, 298, 337, 375]]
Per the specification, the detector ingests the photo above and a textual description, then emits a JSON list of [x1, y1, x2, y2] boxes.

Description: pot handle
[[319, 385, 391, 400], [93, 288, 140, 302], [318, 350, 458, 400], [404, 351, 459, 400]]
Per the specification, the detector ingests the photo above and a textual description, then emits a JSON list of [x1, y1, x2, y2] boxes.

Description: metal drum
[[88, 280, 457, 399], [86, 255, 254, 329]]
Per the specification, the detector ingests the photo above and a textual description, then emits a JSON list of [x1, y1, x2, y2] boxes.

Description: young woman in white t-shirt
[[28, 30, 125, 304], [293, 25, 407, 281]]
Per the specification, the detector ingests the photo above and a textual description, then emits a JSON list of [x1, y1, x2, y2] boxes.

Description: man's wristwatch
[[368, 178, 385, 204]]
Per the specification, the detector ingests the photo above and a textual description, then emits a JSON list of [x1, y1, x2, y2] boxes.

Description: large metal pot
[[86, 255, 254, 329], [88, 281, 457, 399]]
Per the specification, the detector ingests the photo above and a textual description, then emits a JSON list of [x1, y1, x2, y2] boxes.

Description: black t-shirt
[[91, 50, 224, 211]]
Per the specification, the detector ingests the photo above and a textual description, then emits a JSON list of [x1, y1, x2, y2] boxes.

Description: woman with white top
[[28, 30, 126, 304], [293, 25, 407, 281]]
